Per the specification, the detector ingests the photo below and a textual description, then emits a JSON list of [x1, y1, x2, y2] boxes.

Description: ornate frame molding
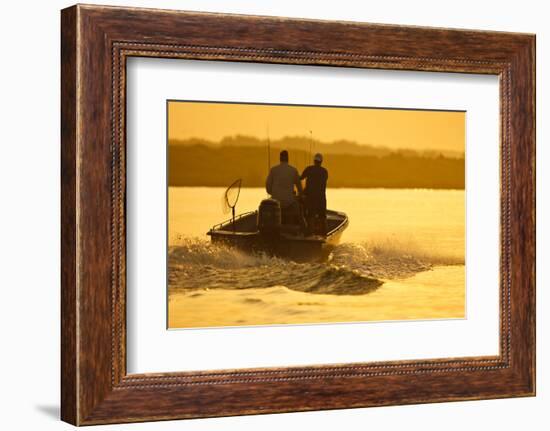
[[61, 5, 535, 425]]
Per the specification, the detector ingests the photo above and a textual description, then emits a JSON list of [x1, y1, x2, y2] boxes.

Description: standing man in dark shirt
[[300, 153, 328, 235]]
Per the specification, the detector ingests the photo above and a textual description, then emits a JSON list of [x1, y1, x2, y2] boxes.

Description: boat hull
[[208, 209, 348, 261]]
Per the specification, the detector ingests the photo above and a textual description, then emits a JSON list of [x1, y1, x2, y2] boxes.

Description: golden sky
[[168, 101, 465, 153]]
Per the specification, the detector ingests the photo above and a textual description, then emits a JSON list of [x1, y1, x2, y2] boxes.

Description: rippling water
[[168, 187, 465, 328]]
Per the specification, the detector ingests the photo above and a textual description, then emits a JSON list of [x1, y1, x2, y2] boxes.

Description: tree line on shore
[[169, 138, 464, 189]]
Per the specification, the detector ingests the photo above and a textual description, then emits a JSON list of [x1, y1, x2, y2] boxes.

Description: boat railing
[[326, 212, 349, 237], [209, 209, 348, 237], [209, 210, 257, 232]]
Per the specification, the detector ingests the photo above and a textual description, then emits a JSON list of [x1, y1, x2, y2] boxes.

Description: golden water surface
[[168, 187, 465, 329]]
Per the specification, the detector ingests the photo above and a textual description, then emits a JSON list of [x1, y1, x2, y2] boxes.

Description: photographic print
[[167, 101, 465, 329]]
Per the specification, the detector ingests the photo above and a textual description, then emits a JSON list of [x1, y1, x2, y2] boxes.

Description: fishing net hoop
[[222, 178, 242, 214]]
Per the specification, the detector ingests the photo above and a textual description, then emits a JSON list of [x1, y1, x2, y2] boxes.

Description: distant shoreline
[[169, 142, 465, 190], [170, 136, 465, 159]]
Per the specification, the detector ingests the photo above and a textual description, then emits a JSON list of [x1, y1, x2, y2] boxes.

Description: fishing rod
[[266, 124, 271, 198], [267, 124, 271, 174], [309, 130, 313, 163], [302, 132, 311, 171]]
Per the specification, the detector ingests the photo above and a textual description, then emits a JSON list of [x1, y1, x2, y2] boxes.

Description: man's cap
[[314, 153, 323, 162]]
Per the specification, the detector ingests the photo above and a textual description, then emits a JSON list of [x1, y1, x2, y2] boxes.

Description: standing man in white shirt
[[265, 150, 305, 228]]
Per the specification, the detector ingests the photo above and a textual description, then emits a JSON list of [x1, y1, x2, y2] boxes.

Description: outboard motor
[[257, 199, 281, 236]]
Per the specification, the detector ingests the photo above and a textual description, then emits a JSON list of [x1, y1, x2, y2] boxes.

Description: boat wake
[[168, 237, 464, 296]]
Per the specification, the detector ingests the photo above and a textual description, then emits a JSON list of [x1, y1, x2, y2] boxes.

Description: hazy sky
[[168, 101, 465, 153]]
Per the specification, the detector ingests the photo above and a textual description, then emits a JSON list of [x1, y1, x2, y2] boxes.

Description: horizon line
[[168, 135, 466, 155]]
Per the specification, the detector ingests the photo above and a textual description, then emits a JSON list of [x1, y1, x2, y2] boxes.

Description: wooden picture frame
[[61, 4, 535, 425]]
